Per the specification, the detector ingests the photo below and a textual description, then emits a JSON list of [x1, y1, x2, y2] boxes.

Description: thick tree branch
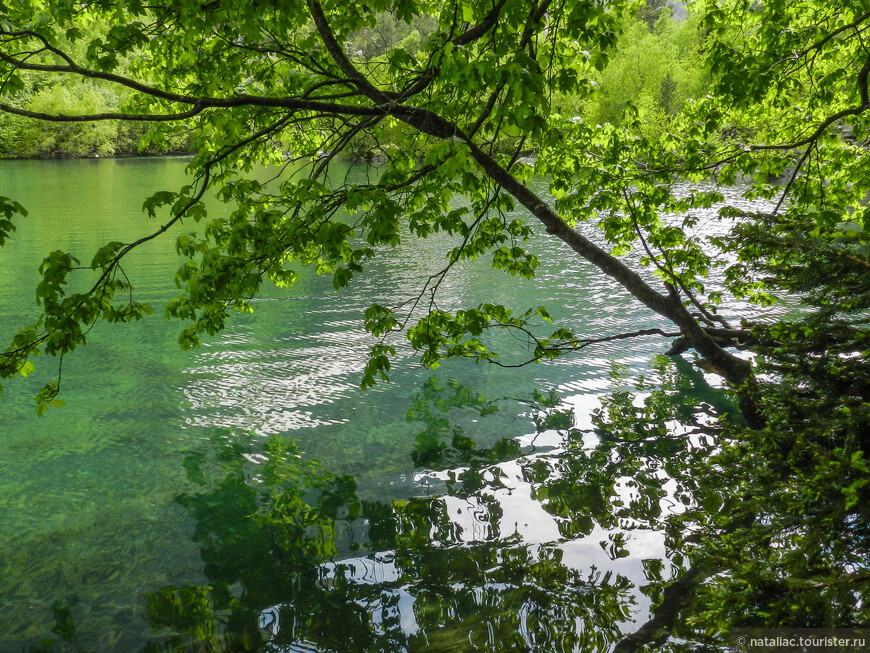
[[0, 47, 385, 116], [375, 101, 756, 392], [306, 0, 396, 103], [307, 0, 514, 103], [452, 0, 512, 47], [0, 102, 205, 122], [798, 11, 870, 61], [613, 564, 719, 652]]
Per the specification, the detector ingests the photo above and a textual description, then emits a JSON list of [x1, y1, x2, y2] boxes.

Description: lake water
[[0, 158, 767, 651]]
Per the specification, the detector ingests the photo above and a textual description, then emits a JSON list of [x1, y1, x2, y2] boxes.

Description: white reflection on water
[[252, 388, 687, 652], [176, 181, 781, 445], [181, 309, 373, 431]]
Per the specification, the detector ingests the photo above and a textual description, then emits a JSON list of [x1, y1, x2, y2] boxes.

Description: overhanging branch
[[0, 102, 205, 122]]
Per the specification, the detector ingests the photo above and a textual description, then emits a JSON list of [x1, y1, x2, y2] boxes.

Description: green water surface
[[0, 158, 742, 652]]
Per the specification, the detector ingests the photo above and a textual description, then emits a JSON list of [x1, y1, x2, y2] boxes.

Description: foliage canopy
[[0, 0, 750, 402]]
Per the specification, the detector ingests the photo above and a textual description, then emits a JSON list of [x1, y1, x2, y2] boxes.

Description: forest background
[[0, 0, 697, 159]]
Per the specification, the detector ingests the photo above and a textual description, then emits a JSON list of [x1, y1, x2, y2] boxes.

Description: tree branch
[[306, 0, 395, 103], [487, 327, 683, 368], [452, 0, 512, 47], [0, 46, 386, 117], [0, 102, 205, 122]]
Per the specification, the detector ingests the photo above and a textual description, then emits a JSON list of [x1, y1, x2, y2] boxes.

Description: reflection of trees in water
[[137, 433, 642, 652], [30, 356, 870, 651]]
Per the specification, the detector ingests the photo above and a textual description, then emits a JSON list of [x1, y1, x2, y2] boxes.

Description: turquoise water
[[0, 158, 749, 651]]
